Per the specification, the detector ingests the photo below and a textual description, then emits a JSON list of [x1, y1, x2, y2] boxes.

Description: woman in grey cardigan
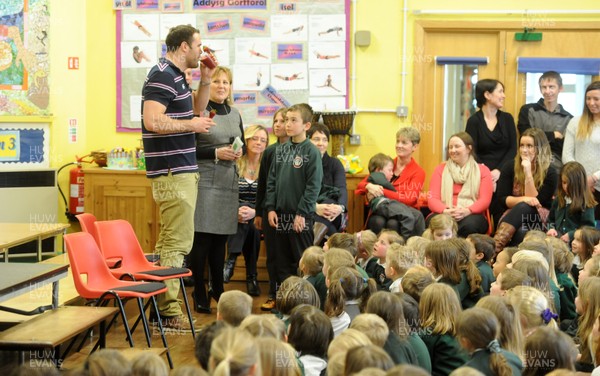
[[190, 66, 244, 314]]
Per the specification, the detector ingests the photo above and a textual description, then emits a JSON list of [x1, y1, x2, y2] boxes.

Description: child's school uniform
[[465, 348, 522, 375], [344, 300, 360, 321], [330, 311, 351, 338], [419, 331, 468, 376], [364, 257, 392, 290], [557, 270, 578, 321], [476, 260, 495, 294], [308, 272, 327, 310], [298, 354, 327, 376], [383, 332, 419, 366], [265, 138, 323, 284], [441, 271, 481, 309], [407, 332, 432, 374], [389, 277, 402, 293], [572, 254, 584, 286], [550, 278, 562, 318], [548, 197, 596, 241]]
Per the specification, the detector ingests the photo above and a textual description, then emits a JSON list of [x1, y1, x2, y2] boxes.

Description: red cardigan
[[355, 157, 425, 208], [427, 162, 493, 215]]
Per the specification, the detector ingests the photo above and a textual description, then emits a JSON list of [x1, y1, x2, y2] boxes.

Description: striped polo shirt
[[141, 57, 198, 177]]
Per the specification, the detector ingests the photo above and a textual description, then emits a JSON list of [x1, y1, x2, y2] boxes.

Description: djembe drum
[[321, 111, 356, 157], [312, 111, 322, 125]]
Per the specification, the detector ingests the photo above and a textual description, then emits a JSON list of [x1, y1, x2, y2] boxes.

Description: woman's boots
[[247, 274, 261, 296], [223, 253, 237, 283], [494, 222, 516, 256]]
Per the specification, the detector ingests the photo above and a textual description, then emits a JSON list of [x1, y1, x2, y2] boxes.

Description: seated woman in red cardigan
[[428, 132, 493, 238], [355, 127, 426, 235]]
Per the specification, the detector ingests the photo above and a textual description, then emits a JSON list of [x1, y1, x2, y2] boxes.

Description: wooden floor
[[0, 279, 272, 372]]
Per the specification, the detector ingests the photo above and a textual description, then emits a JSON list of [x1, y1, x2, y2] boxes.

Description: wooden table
[[0, 263, 69, 316], [0, 223, 69, 262]]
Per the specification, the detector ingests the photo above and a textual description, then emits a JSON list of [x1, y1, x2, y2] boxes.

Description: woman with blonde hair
[[210, 326, 261, 376], [223, 124, 269, 296], [191, 66, 245, 313], [493, 128, 558, 253], [563, 80, 600, 219]]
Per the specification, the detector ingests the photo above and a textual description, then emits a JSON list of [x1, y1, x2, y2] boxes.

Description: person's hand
[[560, 233, 570, 243], [554, 131, 564, 140], [524, 197, 540, 207], [190, 116, 215, 133], [490, 169, 501, 183], [546, 228, 558, 237], [254, 216, 263, 231], [216, 146, 240, 161], [268, 211, 278, 228], [453, 207, 471, 221], [293, 215, 306, 233], [366, 183, 384, 198], [316, 203, 327, 218], [238, 206, 255, 223], [521, 158, 532, 175]]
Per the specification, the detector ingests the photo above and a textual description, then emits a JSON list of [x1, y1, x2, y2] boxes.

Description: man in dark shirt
[[141, 24, 215, 330], [517, 71, 573, 171]]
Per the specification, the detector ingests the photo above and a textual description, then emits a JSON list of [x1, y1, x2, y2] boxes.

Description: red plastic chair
[[76, 213, 99, 244], [94, 219, 196, 338], [64, 232, 173, 368]]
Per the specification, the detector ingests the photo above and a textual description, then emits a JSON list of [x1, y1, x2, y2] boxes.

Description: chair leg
[[150, 296, 173, 369], [113, 296, 134, 347], [136, 298, 152, 348], [179, 277, 196, 338]]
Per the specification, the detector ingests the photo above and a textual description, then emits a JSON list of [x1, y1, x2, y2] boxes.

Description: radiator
[[0, 169, 58, 223]]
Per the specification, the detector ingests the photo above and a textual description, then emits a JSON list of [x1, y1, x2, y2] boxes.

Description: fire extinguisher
[[58, 154, 91, 221], [69, 162, 85, 217]]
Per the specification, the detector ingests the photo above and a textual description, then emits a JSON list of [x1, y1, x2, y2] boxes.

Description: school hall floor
[[0, 280, 271, 372]]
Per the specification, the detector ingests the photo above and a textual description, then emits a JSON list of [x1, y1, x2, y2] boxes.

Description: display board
[[116, 0, 349, 131], [0, 0, 50, 116]]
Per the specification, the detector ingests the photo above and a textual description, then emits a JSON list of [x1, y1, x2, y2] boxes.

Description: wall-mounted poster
[[0, 0, 50, 116], [116, 0, 349, 131]]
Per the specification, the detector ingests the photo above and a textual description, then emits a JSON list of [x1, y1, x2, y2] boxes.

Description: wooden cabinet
[[84, 167, 367, 254], [345, 173, 367, 234], [84, 168, 159, 252]]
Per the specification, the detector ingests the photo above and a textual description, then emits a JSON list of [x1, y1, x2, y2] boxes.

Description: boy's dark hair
[[468, 233, 495, 262], [287, 103, 314, 124], [307, 122, 331, 140], [328, 233, 357, 257], [396, 292, 420, 331], [288, 304, 333, 358], [539, 71, 563, 88], [368, 153, 393, 173], [165, 24, 200, 52], [194, 320, 228, 369]]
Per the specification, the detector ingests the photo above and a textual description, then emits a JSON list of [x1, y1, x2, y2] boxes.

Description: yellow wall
[[40, 0, 600, 221]]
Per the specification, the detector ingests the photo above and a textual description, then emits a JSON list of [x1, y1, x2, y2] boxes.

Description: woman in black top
[[465, 79, 517, 188], [307, 123, 347, 244]]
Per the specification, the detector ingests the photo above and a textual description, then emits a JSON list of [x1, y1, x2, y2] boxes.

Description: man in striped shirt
[[141, 24, 215, 330]]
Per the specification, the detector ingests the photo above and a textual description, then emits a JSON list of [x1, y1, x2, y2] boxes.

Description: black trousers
[[271, 213, 314, 284], [190, 232, 227, 307], [262, 213, 278, 299], [499, 202, 544, 246], [227, 221, 260, 276]]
